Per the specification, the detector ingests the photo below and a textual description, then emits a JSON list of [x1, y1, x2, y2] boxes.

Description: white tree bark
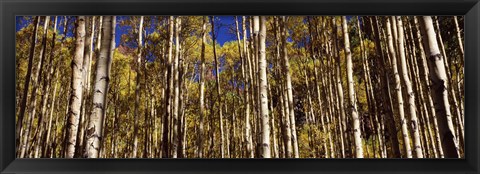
[[85, 16, 115, 158], [258, 16, 271, 158], [65, 16, 85, 158], [280, 16, 299, 158], [395, 16, 424, 158], [342, 16, 363, 158], [132, 16, 144, 158], [243, 16, 255, 158], [210, 16, 225, 158], [418, 16, 459, 158], [197, 16, 207, 158], [386, 17, 413, 158]]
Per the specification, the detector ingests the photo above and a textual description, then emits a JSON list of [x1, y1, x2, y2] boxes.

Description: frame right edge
[[465, 1, 479, 173]]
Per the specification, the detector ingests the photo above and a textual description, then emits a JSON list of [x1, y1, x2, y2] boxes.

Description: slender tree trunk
[[44, 71, 59, 157], [197, 16, 207, 158], [132, 16, 144, 158], [357, 16, 378, 158], [176, 18, 185, 158], [234, 16, 244, 158], [65, 16, 85, 158], [342, 16, 363, 158], [85, 16, 115, 158], [395, 16, 424, 158], [433, 17, 464, 152], [243, 16, 255, 158], [452, 16, 465, 145], [418, 16, 459, 158], [331, 17, 348, 158], [171, 16, 182, 158], [16, 17, 40, 155], [406, 18, 439, 158], [413, 16, 444, 158], [273, 17, 291, 158], [210, 16, 225, 158], [370, 16, 401, 158], [257, 16, 271, 158], [386, 17, 413, 158], [280, 16, 299, 158], [162, 16, 174, 158], [36, 16, 60, 158], [75, 16, 96, 158], [21, 16, 50, 158]]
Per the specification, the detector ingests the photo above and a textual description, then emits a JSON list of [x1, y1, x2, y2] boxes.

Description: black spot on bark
[[93, 102, 103, 109], [428, 53, 442, 62], [100, 76, 109, 82]]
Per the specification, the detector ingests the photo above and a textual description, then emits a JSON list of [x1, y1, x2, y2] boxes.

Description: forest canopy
[[15, 16, 464, 158]]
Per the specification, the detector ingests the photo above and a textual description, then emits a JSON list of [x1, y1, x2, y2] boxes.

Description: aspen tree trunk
[[95, 17, 103, 54], [60, 76, 72, 158], [143, 74, 150, 158], [257, 16, 271, 158], [197, 16, 207, 158], [234, 16, 244, 158], [326, 36, 337, 158], [179, 67, 189, 158], [245, 16, 256, 158], [302, 64, 315, 125], [321, 47, 335, 158], [208, 95, 215, 157], [75, 16, 96, 158], [280, 16, 299, 158], [433, 17, 464, 156], [240, 16, 254, 158], [453, 17, 465, 115], [64, 16, 85, 158], [85, 16, 115, 158], [357, 16, 379, 158], [452, 16, 465, 144], [413, 16, 444, 158], [315, 18, 335, 158], [331, 17, 348, 158], [407, 53, 429, 157], [171, 16, 182, 158], [385, 17, 413, 158], [251, 16, 261, 157], [395, 16, 424, 158], [132, 16, 144, 158], [21, 16, 50, 158], [44, 71, 60, 157], [210, 16, 225, 158], [35, 16, 59, 158], [268, 83, 279, 158], [363, 17, 384, 158], [406, 18, 438, 158], [162, 16, 174, 158], [176, 18, 185, 158], [16, 16, 40, 155], [433, 18, 464, 150], [85, 20, 103, 155], [250, 17, 259, 147], [112, 74, 120, 158], [418, 16, 459, 158], [273, 17, 292, 158], [342, 16, 363, 158], [452, 16, 464, 57], [56, 17, 71, 158]]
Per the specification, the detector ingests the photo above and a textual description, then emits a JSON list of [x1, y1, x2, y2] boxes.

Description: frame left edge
[[1, 0, 17, 173]]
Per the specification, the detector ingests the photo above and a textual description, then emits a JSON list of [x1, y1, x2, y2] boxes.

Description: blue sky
[[16, 16, 239, 48]]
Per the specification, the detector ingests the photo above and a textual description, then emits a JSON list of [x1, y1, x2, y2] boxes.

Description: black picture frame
[[1, 0, 479, 173]]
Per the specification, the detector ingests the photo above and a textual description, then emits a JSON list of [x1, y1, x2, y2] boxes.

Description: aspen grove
[[15, 16, 464, 158]]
